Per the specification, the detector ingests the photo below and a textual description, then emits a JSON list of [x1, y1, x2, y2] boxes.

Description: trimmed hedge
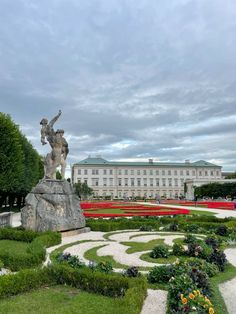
[[0, 228, 61, 271], [0, 264, 147, 308]]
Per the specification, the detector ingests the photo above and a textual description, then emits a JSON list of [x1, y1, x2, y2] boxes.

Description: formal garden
[[1, 213, 236, 313]]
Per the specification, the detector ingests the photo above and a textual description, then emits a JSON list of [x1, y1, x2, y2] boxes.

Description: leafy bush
[[205, 235, 221, 249], [172, 243, 185, 256], [189, 268, 211, 295], [216, 225, 228, 236], [139, 225, 152, 231], [184, 234, 199, 244], [0, 259, 3, 269], [57, 253, 84, 269], [178, 291, 214, 314], [147, 265, 173, 283], [187, 242, 212, 260], [209, 249, 227, 271], [186, 224, 199, 233], [169, 223, 178, 231], [186, 258, 219, 277], [96, 261, 113, 274], [150, 244, 170, 258], [123, 266, 140, 278]]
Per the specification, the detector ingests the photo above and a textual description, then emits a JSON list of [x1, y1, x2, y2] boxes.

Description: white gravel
[[141, 289, 168, 314]]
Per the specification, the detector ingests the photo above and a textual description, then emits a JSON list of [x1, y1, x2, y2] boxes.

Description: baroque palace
[[71, 156, 222, 199]]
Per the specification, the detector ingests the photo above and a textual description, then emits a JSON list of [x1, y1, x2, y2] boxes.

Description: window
[[143, 178, 147, 186], [174, 170, 177, 176], [156, 170, 159, 175], [205, 171, 208, 176], [92, 178, 99, 186], [150, 178, 153, 186], [150, 169, 153, 175], [137, 170, 140, 175], [162, 178, 166, 186], [77, 178, 81, 183], [110, 169, 113, 175], [84, 169, 88, 175], [103, 169, 107, 175], [118, 178, 122, 186], [210, 171, 214, 176], [78, 169, 81, 175], [109, 178, 113, 186], [84, 178, 88, 184], [124, 169, 128, 175], [216, 171, 219, 176], [162, 170, 165, 175], [168, 170, 171, 175], [103, 178, 107, 186], [131, 169, 134, 175], [180, 170, 183, 176], [168, 178, 172, 186], [118, 169, 122, 175], [92, 169, 98, 175], [125, 178, 128, 186], [137, 178, 141, 186], [180, 179, 184, 186], [199, 171, 202, 176], [174, 179, 178, 187], [156, 179, 160, 186], [192, 170, 195, 176], [143, 170, 147, 175], [186, 170, 190, 176], [131, 178, 135, 186]]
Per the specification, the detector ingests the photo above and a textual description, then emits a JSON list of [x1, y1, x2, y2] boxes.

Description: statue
[[40, 111, 69, 179]]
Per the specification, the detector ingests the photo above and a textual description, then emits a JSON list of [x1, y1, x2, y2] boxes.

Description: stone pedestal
[[21, 179, 86, 232]]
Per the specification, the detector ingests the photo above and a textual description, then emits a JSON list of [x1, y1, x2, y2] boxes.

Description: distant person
[[156, 194, 161, 204]]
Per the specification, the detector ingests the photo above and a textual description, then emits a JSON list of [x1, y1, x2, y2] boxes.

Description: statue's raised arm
[[48, 110, 62, 128]]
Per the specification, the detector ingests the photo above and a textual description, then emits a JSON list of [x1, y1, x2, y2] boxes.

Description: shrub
[[189, 268, 211, 295], [169, 223, 178, 232], [139, 225, 152, 231], [147, 265, 173, 283], [186, 258, 219, 277], [0, 259, 3, 269], [123, 266, 140, 278], [209, 249, 227, 271], [172, 243, 185, 256], [186, 224, 199, 233], [57, 253, 84, 269], [96, 261, 113, 274], [216, 225, 228, 236], [150, 244, 170, 258], [178, 291, 214, 314], [205, 235, 221, 249], [184, 234, 199, 244], [187, 242, 212, 260]]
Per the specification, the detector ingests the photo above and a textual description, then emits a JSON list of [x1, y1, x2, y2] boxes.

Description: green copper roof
[[74, 157, 221, 168]]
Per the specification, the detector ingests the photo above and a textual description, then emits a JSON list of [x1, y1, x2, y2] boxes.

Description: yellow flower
[[189, 293, 195, 299], [182, 298, 187, 305], [209, 308, 214, 314], [197, 290, 201, 296], [193, 290, 198, 296], [180, 294, 184, 300]]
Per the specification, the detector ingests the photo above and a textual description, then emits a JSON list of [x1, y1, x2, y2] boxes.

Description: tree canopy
[[194, 182, 236, 198]]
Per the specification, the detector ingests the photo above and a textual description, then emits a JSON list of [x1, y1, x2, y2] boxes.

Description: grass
[[0, 240, 29, 255], [0, 285, 141, 314], [188, 209, 217, 216], [121, 239, 166, 253], [140, 252, 189, 264], [210, 263, 236, 314]]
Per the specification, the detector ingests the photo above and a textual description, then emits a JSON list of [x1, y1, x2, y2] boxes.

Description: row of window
[[93, 191, 182, 198], [77, 168, 220, 177], [82, 177, 185, 187]]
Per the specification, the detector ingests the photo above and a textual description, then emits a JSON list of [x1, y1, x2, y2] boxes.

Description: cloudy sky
[[0, 0, 236, 176]]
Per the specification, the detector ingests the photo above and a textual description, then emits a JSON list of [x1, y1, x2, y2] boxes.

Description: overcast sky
[[0, 0, 236, 176]]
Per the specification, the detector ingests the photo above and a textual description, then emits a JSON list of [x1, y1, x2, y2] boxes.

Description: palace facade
[[71, 156, 222, 199]]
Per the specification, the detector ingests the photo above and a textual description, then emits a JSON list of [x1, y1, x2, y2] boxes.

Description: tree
[[74, 181, 93, 200], [56, 170, 62, 180], [225, 172, 236, 179], [194, 182, 236, 199]]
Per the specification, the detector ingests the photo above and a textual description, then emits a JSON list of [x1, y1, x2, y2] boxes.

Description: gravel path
[[141, 289, 168, 314]]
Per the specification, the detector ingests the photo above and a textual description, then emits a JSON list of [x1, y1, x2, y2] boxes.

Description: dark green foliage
[[123, 267, 140, 278], [169, 223, 178, 231], [205, 235, 221, 249], [50, 264, 128, 297], [195, 182, 236, 198], [88, 260, 113, 274], [216, 225, 228, 236], [139, 225, 152, 231], [0, 228, 61, 271], [172, 243, 185, 256], [189, 268, 211, 295], [187, 242, 212, 260], [74, 181, 93, 200], [186, 224, 199, 233], [209, 249, 227, 271], [186, 258, 219, 277], [0, 259, 3, 269], [57, 253, 84, 269], [147, 265, 174, 283], [184, 234, 199, 244], [0, 268, 54, 299], [150, 244, 170, 258]]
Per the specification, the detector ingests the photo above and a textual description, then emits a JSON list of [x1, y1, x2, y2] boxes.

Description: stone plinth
[[21, 180, 86, 232]]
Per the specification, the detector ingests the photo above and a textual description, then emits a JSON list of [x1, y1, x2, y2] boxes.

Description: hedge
[[0, 228, 61, 271], [0, 264, 147, 310]]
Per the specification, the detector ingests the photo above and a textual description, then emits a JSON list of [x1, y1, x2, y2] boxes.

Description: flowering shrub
[[216, 225, 228, 236], [205, 235, 221, 249], [179, 290, 214, 314], [88, 261, 113, 274], [187, 243, 212, 260], [150, 244, 170, 258], [184, 234, 199, 244], [123, 266, 140, 278], [172, 243, 185, 256], [209, 249, 227, 271]]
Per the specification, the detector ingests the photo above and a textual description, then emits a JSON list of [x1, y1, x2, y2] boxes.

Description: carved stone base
[[21, 179, 86, 232]]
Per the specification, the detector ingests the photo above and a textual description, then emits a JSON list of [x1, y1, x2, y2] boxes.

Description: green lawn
[[121, 239, 166, 253], [0, 240, 29, 255], [188, 209, 216, 216], [0, 285, 138, 314]]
